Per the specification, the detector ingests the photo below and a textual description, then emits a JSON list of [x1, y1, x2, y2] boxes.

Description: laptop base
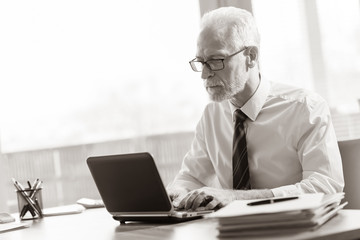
[[113, 215, 203, 224]]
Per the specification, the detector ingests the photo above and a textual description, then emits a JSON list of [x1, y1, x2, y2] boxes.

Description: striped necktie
[[232, 109, 251, 190]]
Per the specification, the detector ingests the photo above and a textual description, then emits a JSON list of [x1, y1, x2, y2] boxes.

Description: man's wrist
[[232, 189, 274, 200]]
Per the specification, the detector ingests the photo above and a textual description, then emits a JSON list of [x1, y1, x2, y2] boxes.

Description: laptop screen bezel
[[87, 152, 174, 214]]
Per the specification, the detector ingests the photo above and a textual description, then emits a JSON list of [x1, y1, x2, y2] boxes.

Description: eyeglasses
[[189, 47, 248, 72]]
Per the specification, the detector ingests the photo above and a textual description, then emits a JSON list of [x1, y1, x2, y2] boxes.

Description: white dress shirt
[[169, 79, 344, 197]]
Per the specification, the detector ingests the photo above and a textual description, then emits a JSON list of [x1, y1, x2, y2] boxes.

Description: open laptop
[[86, 152, 213, 223]]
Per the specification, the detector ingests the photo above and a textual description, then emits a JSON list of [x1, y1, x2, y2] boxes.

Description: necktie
[[232, 109, 251, 190]]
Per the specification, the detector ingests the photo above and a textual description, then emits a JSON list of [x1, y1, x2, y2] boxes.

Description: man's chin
[[206, 87, 229, 102], [208, 93, 226, 102]]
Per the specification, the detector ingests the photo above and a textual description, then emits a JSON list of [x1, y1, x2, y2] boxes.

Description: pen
[[20, 205, 28, 218], [12, 178, 41, 216], [30, 180, 42, 199], [27, 180, 32, 189], [34, 198, 43, 217], [247, 196, 299, 206], [20, 204, 36, 218], [29, 180, 43, 217], [19, 180, 43, 218], [32, 178, 39, 189]]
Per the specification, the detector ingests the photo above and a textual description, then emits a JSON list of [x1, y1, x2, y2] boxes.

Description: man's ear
[[245, 46, 259, 68]]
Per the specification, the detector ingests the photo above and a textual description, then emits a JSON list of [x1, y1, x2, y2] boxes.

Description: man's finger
[[202, 195, 214, 206], [177, 191, 192, 209], [172, 194, 187, 208], [183, 191, 199, 210], [191, 193, 206, 210], [205, 199, 220, 210]]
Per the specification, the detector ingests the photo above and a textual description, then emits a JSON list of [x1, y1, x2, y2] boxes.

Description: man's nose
[[201, 64, 214, 79]]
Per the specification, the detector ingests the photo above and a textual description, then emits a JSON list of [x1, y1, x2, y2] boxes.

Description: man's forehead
[[196, 48, 228, 59], [196, 43, 233, 60], [196, 29, 229, 58]]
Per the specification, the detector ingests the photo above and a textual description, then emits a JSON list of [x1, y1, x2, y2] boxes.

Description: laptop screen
[[87, 152, 173, 213]]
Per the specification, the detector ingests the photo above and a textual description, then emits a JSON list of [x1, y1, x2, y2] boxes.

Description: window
[[0, 0, 206, 212], [0, 0, 207, 153], [252, 0, 360, 140]]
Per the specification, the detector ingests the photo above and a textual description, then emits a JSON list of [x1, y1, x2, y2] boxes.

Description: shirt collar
[[229, 77, 270, 122]]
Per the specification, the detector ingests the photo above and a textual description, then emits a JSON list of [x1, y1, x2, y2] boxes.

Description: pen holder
[[16, 188, 43, 220]]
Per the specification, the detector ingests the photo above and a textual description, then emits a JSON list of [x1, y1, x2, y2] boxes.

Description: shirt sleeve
[[167, 106, 218, 191], [271, 96, 344, 197]]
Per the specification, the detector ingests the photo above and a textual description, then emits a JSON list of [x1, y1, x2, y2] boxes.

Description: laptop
[[86, 152, 213, 223]]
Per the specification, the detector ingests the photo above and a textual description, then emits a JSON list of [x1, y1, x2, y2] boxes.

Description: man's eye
[[208, 60, 223, 65], [208, 59, 224, 63]]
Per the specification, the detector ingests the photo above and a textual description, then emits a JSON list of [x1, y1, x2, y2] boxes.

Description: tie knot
[[234, 109, 247, 122]]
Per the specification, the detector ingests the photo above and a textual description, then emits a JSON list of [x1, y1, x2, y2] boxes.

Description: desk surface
[[1, 208, 360, 240]]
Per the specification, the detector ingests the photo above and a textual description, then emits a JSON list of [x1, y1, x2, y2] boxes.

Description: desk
[[1, 208, 360, 240]]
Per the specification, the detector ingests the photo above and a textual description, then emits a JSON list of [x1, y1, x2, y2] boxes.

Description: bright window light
[[0, 1, 208, 152]]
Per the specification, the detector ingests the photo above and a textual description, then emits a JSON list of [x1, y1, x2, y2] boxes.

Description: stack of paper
[[0, 221, 31, 233], [206, 193, 347, 238]]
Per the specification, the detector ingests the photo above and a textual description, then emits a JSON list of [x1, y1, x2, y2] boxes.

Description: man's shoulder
[[268, 81, 326, 107]]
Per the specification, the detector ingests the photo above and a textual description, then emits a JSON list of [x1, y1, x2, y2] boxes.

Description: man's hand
[[177, 187, 236, 211], [167, 187, 189, 208]]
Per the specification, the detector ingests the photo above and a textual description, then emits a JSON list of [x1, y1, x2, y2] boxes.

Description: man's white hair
[[199, 7, 260, 52]]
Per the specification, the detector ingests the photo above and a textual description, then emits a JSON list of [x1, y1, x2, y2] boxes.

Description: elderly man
[[167, 7, 344, 211]]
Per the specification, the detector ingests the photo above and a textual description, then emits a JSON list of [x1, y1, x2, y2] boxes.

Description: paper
[[217, 202, 347, 238], [76, 198, 104, 208], [0, 221, 31, 233], [206, 193, 346, 238], [0, 213, 15, 223], [42, 204, 85, 217], [207, 193, 331, 218]]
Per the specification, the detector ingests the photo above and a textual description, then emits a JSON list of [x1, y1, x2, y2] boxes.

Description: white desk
[[1, 208, 360, 240]]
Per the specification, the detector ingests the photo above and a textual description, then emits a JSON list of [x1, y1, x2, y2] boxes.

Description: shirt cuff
[[271, 185, 302, 197], [167, 174, 205, 191]]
